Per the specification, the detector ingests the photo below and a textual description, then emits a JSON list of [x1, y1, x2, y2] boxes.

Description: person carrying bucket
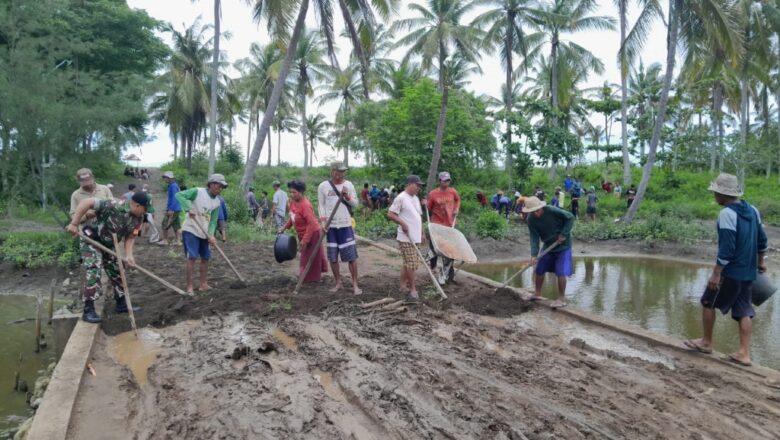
[[279, 180, 328, 284], [684, 173, 768, 367]]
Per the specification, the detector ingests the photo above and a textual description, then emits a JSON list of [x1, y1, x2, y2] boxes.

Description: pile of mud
[[98, 242, 533, 335]]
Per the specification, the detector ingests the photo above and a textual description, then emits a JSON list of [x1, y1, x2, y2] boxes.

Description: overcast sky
[[125, 0, 669, 167]]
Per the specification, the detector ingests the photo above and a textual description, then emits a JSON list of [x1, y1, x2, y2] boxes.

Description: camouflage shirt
[[83, 199, 143, 248]]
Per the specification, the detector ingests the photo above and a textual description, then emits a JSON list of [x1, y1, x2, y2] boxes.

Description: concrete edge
[[355, 235, 780, 380], [27, 318, 100, 440]]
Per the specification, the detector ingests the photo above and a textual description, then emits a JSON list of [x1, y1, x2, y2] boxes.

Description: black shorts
[[586, 207, 596, 214], [700, 276, 754, 320]]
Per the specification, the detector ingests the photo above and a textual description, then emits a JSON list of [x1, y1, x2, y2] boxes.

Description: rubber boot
[[115, 296, 141, 314], [82, 300, 102, 323]]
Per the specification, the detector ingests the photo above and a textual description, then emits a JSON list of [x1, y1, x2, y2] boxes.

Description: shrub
[[0, 231, 78, 268], [475, 210, 507, 239], [355, 211, 397, 240]]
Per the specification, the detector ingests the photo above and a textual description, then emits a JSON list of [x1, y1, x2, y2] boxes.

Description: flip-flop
[[683, 339, 713, 354], [726, 354, 752, 367], [550, 300, 567, 309], [405, 294, 421, 304], [528, 296, 544, 302]]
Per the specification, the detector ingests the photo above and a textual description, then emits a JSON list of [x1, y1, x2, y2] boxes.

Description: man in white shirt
[[387, 175, 425, 302], [272, 181, 288, 229], [318, 162, 361, 295]]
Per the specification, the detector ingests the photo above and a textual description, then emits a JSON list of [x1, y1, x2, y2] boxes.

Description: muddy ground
[[61, 236, 780, 440]]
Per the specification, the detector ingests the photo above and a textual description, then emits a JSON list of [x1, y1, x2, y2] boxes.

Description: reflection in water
[[465, 257, 780, 370]]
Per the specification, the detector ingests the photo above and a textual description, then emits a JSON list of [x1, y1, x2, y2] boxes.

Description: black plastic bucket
[[274, 234, 298, 263]]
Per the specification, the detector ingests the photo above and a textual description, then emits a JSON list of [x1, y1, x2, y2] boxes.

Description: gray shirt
[[272, 189, 288, 217]]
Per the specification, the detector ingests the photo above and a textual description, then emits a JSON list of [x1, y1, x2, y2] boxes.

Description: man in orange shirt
[[426, 171, 461, 285]]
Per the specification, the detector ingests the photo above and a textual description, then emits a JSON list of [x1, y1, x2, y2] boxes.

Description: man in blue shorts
[[684, 173, 768, 367], [318, 162, 361, 295], [523, 196, 575, 309]]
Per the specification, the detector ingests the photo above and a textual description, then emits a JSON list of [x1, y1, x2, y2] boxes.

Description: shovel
[[404, 231, 448, 300], [494, 242, 559, 293], [191, 216, 246, 286]]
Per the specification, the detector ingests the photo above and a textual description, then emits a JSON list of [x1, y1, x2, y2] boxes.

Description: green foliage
[[227, 223, 276, 243], [221, 187, 250, 225], [0, 231, 78, 269], [475, 210, 507, 240], [0, 0, 167, 207], [355, 211, 397, 240], [573, 217, 713, 244], [366, 79, 497, 184]]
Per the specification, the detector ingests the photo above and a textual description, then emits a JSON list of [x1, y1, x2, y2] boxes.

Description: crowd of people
[[480, 175, 639, 222], [66, 165, 768, 367], [124, 166, 150, 180]]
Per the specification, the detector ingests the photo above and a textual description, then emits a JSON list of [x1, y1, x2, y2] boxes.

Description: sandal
[[550, 300, 567, 309], [405, 294, 421, 304], [683, 339, 713, 354], [726, 354, 752, 367]]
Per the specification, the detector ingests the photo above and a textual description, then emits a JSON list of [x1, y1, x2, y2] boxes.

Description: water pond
[[465, 256, 780, 370]]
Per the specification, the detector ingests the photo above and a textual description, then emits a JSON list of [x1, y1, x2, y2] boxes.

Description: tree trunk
[[246, 110, 253, 163], [339, 0, 370, 100], [777, 37, 780, 183], [267, 129, 272, 166], [173, 133, 178, 161], [277, 129, 281, 166], [207, 0, 220, 176], [550, 33, 559, 110], [301, 97, 308, 169], [619, 0, 631, 185], [711, 83, 722, 172], [504, 11, 514, 177], [343, 143, 349, 166], [624, 0, 679, 223], [426, 53, 449, 189], [240, 0, 309, 190]]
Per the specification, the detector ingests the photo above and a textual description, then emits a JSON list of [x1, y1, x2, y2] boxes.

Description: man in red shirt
[[426, 171, 461, 285]]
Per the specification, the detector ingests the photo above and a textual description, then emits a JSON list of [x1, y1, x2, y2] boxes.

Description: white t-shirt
[[389, 191, 422, 243], [272, 189, 288, 217], [317, 180, 358, 229]]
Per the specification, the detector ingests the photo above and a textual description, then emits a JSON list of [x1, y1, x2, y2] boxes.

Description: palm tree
[[623, 0, 742, 222], [627, 62, 663, 159], [393, 0, 483, 188], [615, 0, 663, 186], [241, 0, 312, 190], [273, 108, 299, 165], [529, 0, 615, 114], [338, 0, 399, 99], [207, 0, 221, 175], [291, 28, 327, 169], [387, 61, 423, 98], [305, 113, 333, 164], [152, 21, 213, 171], [472, 0, 541, 175], [318, 63, 363, 165], [350, 23, 398, 95]]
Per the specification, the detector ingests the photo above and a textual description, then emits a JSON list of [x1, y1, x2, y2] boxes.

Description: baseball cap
[[405, 175, 424, 186], [207, 173, 228, 187], [272, 180, 281, 187], [76, 168, 94, 182], [438, 171, 451, 181], [162, 171, 174, 179], [330, 161, 348, 171], [131, 191, 151, 209]]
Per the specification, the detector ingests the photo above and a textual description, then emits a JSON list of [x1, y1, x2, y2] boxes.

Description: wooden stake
[[48, 279, 56, 325], [112, 233, 138, 338], [35, 288, 43, 353]]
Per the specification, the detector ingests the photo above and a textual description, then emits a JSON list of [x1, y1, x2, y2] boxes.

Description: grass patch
[[572, 217, 714, 244], [0, 231, 78, 269]]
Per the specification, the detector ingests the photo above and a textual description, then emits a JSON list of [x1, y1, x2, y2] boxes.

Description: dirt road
[[62, 237, 780, 440]]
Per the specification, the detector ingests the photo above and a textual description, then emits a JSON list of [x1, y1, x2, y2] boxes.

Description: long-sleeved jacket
[[716, 201, 768, 281]]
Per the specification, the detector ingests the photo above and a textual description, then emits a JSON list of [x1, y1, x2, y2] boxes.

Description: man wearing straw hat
[[684, 173, 768, 367], [523, 196, 575, 309]]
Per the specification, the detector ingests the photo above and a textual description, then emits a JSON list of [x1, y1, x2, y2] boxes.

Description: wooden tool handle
[[191, 218, 245, 283], [77, 232, 187, 296], [111, 233, 138, 337], [497, 241, 560, 289], [293, 200, 341, 295]]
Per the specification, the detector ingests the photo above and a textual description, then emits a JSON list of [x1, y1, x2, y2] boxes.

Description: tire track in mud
[[120, 304, 780, 440]]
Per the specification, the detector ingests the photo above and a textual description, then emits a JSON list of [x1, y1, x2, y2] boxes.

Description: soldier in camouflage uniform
[[67, 192, 149, 323]]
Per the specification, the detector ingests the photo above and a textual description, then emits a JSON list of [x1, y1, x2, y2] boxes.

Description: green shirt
[[527, 205, 575, 256]]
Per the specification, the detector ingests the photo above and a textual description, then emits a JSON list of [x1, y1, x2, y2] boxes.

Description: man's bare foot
[[353, 287, 363, 296], [329, 284, 342, 293], [186, 286, 194, 295], [727, 352, 752, 367], [197, 284, 211, 292], [400, 283, 410, 293]]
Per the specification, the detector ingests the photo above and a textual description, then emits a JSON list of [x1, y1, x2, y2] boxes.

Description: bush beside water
[[0, 232, 78, 269]]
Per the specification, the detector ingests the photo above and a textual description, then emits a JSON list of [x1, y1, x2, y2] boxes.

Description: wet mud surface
[[70, 240, 780, 439]]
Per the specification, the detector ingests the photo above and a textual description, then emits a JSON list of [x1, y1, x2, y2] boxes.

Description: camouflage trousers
[[80, 239, 124, 302]]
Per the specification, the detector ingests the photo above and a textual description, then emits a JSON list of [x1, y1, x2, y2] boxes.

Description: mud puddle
[[108, 328, 163, 386]]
